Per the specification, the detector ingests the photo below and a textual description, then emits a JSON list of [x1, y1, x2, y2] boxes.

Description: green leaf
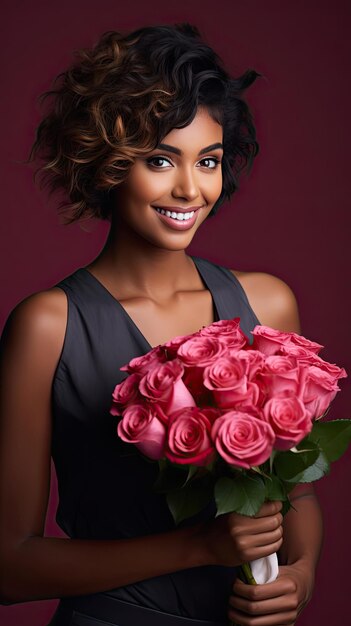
[[283, 480, 300, 494], [281, 497, 293, 516], [166, 476, 214, 525], [251, 465, 271, 479], [183, 464, 200, 486], [274, 441, 320, 481], [228, 465, 245, 476], [264, 474, 288, 501], [269, 450, 278, 473], [285, 451, 330, 483], [309, 419, 351, 463], [214, 473, 266, 517]]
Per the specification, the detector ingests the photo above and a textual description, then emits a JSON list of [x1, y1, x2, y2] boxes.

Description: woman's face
[[112, 106, 223, 251]]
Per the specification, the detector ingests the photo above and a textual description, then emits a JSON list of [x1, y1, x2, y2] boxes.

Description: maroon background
[[1, 0, 350, 624]]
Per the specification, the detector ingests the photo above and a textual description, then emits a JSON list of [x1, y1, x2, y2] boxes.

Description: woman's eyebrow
[[155, 142, 223, 155]]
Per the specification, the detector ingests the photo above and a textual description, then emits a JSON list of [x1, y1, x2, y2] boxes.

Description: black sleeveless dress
[[49, 255, 261, 625]]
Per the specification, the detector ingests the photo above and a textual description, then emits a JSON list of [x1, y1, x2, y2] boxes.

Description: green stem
[[240, 562, 257, 586]]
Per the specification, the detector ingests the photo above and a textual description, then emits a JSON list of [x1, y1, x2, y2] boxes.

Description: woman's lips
[[152, 207, 201, 231]]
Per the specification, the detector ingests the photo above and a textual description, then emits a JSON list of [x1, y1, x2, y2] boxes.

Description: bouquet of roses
[[110, 318, 350, 586]]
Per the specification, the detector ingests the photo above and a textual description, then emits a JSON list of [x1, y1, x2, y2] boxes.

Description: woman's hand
[[197, 501, 283, 568], [227, 559, 314, 625]]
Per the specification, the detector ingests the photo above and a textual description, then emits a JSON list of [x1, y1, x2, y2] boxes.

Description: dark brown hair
[[29, 23, 261, 224]]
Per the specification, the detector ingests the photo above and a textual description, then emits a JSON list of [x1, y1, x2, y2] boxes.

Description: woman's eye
[[147, 156, 172, 168], [146, 156, 221, 170], [199, 157, 221, 169]]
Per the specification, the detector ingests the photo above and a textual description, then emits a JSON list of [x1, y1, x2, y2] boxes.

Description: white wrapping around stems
[[249, 552, 279, 584]]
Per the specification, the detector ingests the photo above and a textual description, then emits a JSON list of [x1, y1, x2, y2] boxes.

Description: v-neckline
[[78, 256, 220, 351]]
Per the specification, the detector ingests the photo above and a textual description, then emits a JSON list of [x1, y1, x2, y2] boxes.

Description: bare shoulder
[[1, 287, 67, 365], [230, 269, 301, 333]]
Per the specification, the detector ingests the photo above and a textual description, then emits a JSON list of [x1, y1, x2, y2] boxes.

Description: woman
[[0, 23, 323, 626]]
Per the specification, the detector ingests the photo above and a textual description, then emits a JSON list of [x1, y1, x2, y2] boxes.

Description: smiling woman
[[107, 108, 223, 250], [0, 22, 322, 626], [27, 25, 258, 225]]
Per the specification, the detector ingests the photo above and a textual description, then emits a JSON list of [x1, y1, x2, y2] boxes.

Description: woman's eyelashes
[[200, 157, 221, 169], [146, 156, 222, 170]]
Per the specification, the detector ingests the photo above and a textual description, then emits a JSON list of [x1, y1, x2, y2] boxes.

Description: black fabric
[[48, 593, 228, 626], [51, 255, 261, 623]]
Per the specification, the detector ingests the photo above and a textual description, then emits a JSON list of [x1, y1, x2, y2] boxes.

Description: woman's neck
[[86, 223, 197, 301]]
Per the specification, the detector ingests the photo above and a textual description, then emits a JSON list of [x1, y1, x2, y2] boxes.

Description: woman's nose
[[172, 166, 200, 201]]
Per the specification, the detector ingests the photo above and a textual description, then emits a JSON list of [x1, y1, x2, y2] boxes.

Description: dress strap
[[191, 256, 261, 343]]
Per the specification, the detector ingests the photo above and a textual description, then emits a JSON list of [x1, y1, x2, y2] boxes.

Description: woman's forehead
[[158, 108, 223, 151]]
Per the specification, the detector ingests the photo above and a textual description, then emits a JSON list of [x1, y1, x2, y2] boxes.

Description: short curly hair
[[29, 23, 261, 224]]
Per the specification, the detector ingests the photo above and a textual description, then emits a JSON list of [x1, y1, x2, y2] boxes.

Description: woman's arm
[[0, 292, 207, 604], [228, 271, 324, 625]]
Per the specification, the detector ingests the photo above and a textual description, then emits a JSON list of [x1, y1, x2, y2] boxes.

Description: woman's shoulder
[[1, 287, 67, 363], [229, 269, 301, 333], [5, 286, 67, 328]]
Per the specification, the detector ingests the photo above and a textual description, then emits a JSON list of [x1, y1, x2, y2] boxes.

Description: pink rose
[[110, 373, 142, 415], [165, 407, 217, 466], [199, 317, 241, 337], [211, 411, 275, 469], [220, 331, 249, 352], [168, 377, 196, 413], [163, 331, 201, 358], [203, 356, 248, 409], [290, 348, 346, 381], [288, 332, 324, 354], [302, 366, 343, 419], [200, 318, 248, 351], [117, 404, 166, 460], [228, 382, 264, 416], [120, 345, 166, 374], [279, 344, 321, 361], [263, 396, 312, 450], [252, 325, 292, 356], [230, 349, 265, 379], [280, 345, 347, 385], [259, 355, 304, 398], [139, 359, 184, 403], [177, 336, 225, 367], [182, 367, 213, 407], [177, 336, 226, 403], [138, 359, 196, 416], [310, 357, 347, 381]]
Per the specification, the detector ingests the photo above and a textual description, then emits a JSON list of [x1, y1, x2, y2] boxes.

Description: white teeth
[[155, 208, 195, 221]]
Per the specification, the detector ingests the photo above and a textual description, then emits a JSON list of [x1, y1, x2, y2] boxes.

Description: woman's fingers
[[227, 507, 283, 562], [228, 607, 297, 625], [232, 576, 296, 599], [234, 527, 283, 555], [202, 501, 284, 567], [237, 514, 283, 537], [228, 578, 299, 625], [239, 537, 283, 562], [229, 588, 298, 615], [232, 521, 283, 560]]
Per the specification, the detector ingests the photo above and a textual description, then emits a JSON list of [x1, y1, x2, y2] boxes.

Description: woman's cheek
[[207, 171, 222, 204]]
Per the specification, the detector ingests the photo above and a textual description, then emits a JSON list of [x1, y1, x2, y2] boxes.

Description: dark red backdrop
[[1, 1, 350, 624]]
